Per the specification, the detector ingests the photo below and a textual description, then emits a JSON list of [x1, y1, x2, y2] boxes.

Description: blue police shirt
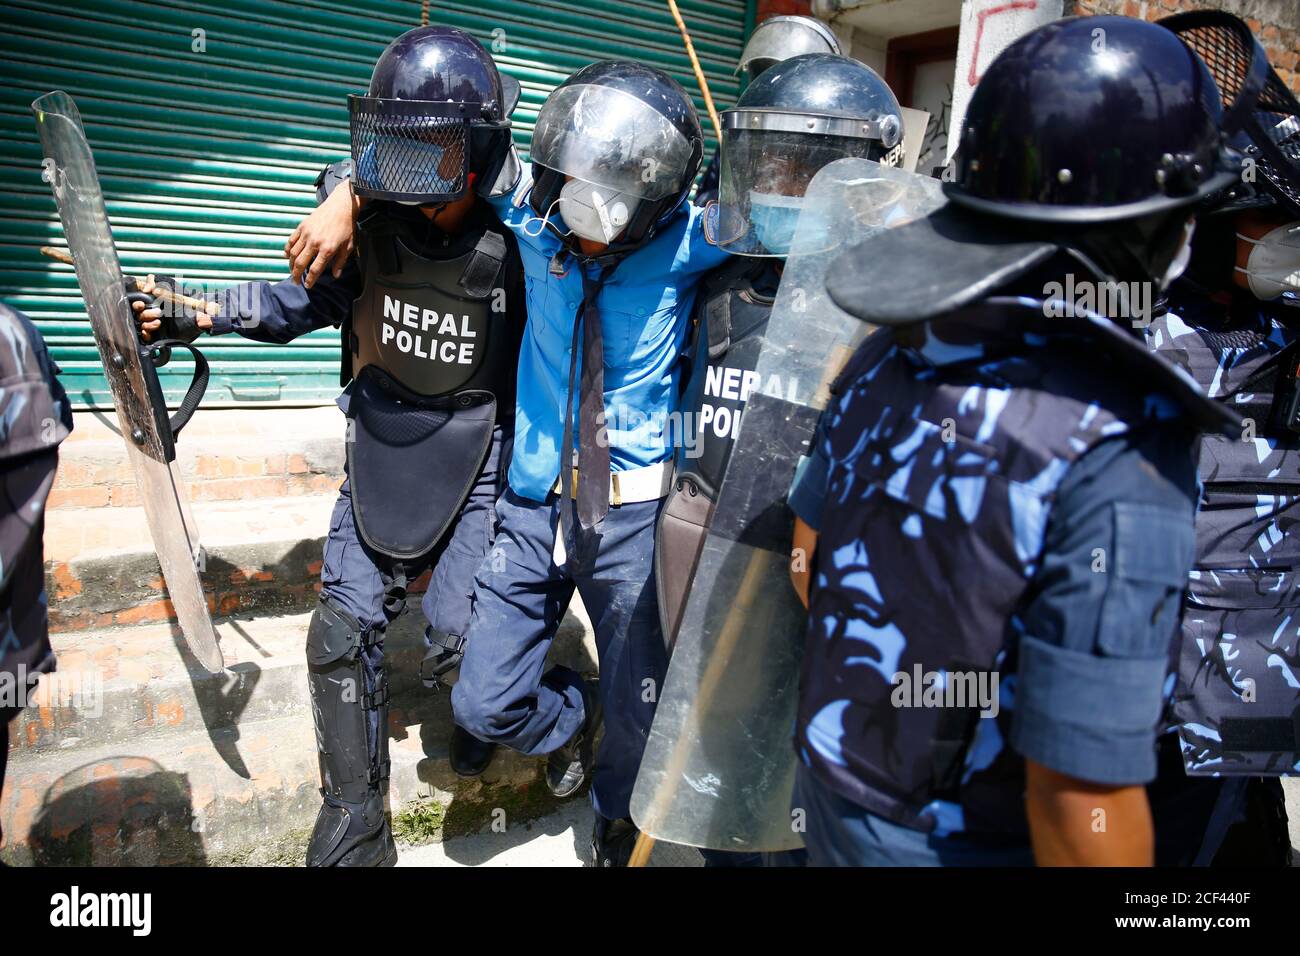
[[488, 171, 730, 502]]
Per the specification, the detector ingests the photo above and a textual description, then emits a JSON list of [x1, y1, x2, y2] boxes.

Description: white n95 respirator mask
[[1236, 222, 1300, 301], [557, 179, 640, 244]]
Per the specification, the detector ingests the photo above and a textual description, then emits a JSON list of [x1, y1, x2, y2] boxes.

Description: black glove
[[125, 274, 205, 343]]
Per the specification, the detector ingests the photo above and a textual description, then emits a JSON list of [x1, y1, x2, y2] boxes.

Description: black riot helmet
[[1159, 10, 1300, 219], [718, 53, 904, 256], [349, 25, 519, 204], [528, 61, 704, 258], [947, 15, 1236, 224], [824, 16, 1242, 326], [736, 15, 841, 81]]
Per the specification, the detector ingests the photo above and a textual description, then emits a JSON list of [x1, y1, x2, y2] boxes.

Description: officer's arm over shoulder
[[285, 161, 363, 288]]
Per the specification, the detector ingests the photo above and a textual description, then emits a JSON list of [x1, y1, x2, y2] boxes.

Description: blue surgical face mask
[[358, 138, 459, 197], [748, 191, 805, 256]]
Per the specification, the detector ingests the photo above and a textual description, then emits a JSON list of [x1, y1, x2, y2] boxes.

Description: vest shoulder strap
[[459, 230, 507, 298], [700, 257, 768, 360]]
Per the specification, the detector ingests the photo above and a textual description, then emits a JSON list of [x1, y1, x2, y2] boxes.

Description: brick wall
[[756, 0, 814, 21], [1066, 0, 1300, 93]]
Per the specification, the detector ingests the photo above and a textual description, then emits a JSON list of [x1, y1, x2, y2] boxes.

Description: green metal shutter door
[[0, 0, 753, 408]]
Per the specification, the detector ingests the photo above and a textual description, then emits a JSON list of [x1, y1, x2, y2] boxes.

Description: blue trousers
[[451, 489, 668, 820], [319, 424, 510, 756]]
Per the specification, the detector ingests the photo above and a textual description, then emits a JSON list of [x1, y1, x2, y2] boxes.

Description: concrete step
[[2, 706, 576, 866], [44, 493, 350, 631], [13, 605, 595, 756], [14, 610, 323, 757], [2, 605, 599, 866], [50, 407, 345, 511], [3, 711, 319, 865], [45, 406, 356, 632]]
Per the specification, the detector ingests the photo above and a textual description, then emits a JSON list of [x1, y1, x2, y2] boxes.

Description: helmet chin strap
[[1066, 211, 1193, 290]]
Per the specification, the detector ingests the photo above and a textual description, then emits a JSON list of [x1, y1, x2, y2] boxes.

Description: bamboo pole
[[667, 0, 724, 144]]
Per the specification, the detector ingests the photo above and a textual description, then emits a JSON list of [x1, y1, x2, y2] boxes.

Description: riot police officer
[[786, 15, 1243, 865], [695, 15, 842, 204], [1142, 10, 1300, 866], [467, 60, 731, 866], [135, 25, 526, 867], [659, 52, 903, 650], [0, 302, 73, 850], [658, 51, 903, 867]]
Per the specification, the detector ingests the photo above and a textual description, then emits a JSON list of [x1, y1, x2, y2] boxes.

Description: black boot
[[592, 814, 640, 867], [307, 788, 398, 867], [450, 724, 497, 777], [547, 683, 600, 798]]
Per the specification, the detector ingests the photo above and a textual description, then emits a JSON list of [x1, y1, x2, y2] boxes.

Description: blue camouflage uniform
[[788, 297, 1206, 865], [0, 302, 73, 842], [450, 170, 729, 821], [1143, 284, 1298, 865]]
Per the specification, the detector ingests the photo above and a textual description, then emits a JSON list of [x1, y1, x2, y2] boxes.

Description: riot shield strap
[[149, 338, 210, 440]]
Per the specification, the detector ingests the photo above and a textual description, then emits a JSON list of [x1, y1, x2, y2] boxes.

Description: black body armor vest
[[657, 258, 778, 645], [341, 203, 524, 562], [344, 204, 519, 406], [1148, 286, 1300, 775]]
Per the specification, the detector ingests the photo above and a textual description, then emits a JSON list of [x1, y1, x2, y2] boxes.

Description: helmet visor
[[349, 96, 470, 203], [717, 116, 902, 256], [530, 84, 696, 201]]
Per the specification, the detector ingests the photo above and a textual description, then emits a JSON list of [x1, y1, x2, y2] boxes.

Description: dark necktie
[[560, 263, 612, 533]]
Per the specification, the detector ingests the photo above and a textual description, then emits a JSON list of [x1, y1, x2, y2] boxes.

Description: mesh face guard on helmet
[[1161, 10, 1300, 218], [349, 97, 490, 204]]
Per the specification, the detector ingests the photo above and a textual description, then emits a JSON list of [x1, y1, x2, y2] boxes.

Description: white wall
[[947, 0, 1064, 162]]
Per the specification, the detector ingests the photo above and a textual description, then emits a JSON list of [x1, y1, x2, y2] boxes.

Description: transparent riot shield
[[33, 92, 224, 673], [631, 157, 944, 851]]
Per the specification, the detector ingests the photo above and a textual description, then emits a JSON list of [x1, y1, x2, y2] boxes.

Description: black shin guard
[[305, 598, 394, 867]]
